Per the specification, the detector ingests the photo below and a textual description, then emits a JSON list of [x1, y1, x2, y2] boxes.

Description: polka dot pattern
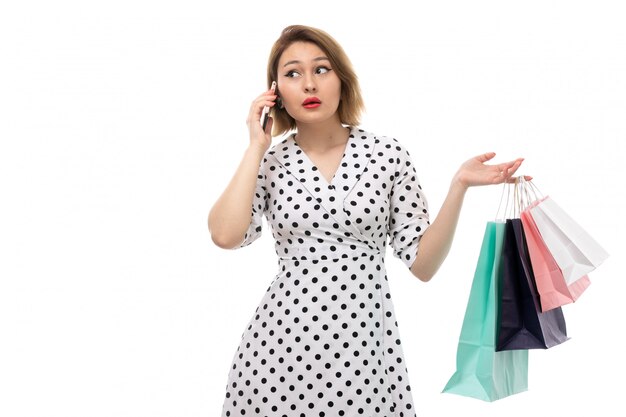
[[224, 127, 429, 416]]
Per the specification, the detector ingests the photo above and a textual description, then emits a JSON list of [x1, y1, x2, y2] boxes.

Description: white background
[[1, 1, 624, 416]]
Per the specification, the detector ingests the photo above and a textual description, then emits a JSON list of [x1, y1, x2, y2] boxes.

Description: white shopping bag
[[529, 196, 609, 285]]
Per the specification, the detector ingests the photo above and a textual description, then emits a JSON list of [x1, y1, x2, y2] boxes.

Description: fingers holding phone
[[247, 82, 278, 152], [260, 81, 277, 131]]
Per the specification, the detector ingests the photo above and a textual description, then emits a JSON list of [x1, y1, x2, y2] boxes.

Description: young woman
[[209, 25, 525, 417]]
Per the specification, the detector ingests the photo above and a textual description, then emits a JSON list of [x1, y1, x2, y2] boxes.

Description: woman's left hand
[[453, 152, 531, 189]]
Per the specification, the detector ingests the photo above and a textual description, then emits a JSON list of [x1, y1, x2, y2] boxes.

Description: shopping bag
[[496, 219, 569, 351], [443, 222, 528, 401], [520, 210, 591, 311], [529, 196, 609, 285]]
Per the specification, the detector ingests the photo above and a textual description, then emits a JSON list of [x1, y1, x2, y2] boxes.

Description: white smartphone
[[261, 81, 277, 130]]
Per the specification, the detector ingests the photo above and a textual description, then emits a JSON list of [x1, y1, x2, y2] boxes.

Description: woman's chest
[[263, 160, 393, 241]]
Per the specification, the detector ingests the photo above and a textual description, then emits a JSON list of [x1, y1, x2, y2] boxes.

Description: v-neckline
[[291, 128, 354, 187]]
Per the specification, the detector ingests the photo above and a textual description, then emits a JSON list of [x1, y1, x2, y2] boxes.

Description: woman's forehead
[[279, 41, 327, 66]]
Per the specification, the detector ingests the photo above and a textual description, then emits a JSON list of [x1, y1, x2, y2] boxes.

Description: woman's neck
[[294, 119, 351, 153]]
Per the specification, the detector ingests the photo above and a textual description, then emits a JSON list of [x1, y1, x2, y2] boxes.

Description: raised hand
[[453, 152, 531, 189], [246, 87, 278, 154]]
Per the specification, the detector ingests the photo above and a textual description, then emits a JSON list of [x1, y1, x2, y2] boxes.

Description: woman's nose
[[304, 76, 317, 93]]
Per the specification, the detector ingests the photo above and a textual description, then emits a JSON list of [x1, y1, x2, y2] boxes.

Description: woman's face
[[276, 41, 342, 127]]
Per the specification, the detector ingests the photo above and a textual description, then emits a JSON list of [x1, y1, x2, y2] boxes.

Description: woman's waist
[[276, 248, 383, 264]]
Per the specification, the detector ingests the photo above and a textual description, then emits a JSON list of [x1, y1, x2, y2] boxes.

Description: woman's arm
[[208, 88, 277, 249], [208, 146, 266, 249], [409, 152, 525, 281]]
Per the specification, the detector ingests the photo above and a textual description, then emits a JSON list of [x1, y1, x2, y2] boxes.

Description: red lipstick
[[302, 97, 321, 109]]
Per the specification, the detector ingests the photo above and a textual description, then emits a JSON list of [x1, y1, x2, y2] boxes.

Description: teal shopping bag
[[443, 222, 529, 401]]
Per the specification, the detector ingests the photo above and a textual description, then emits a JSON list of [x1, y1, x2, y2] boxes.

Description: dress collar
[[267, 127, 379, 249], [268, 126, 376, 199]]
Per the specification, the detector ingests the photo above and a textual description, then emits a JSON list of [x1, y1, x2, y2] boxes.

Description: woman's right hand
[[246, 87, 278, 154]]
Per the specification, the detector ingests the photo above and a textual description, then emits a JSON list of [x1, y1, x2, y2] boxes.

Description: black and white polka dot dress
[[221, 127, 430, 417]]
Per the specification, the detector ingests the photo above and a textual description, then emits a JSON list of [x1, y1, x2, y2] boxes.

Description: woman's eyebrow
[[282, 56, 330, 67]]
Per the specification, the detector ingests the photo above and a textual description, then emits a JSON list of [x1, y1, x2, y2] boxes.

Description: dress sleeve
[[387, 142, 430, 268], [235, 157, 268, 248]]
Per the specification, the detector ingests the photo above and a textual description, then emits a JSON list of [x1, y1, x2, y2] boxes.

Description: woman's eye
[[316, 66, 331, 74], [285, 70, 300, 78]]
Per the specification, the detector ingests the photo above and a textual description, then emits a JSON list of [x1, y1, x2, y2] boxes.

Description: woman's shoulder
[[264, 131, 295, 158], [352, 126, 411, 155]]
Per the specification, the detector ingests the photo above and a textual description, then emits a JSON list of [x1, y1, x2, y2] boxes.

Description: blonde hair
[[267, 25, 365, 136]]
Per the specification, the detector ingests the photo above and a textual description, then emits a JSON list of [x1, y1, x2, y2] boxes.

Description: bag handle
[[496, 176, 542, 220], [495, 180, 516, 221], [495, 181, 507, 221], [525, 178, 544, 202], [513, 177, 526, 218], [516, 176, 533, 211]]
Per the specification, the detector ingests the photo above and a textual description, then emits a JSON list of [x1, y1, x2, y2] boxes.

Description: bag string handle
[[494, 181, 508, 221], [496, 175, 543, 220], [517, 177, 525, 212], [517, 176, 532, 211], [526, 178, 544, 202], [495, 180, 517, 221]]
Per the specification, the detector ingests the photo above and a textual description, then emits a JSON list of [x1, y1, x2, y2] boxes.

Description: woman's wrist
[[245, 143, 267, 161], [450, 173, 470, 195]]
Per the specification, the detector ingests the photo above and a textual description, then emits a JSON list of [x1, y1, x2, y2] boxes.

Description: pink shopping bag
[[528, 195, 609, 286], [520, 209, 591, 312]]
